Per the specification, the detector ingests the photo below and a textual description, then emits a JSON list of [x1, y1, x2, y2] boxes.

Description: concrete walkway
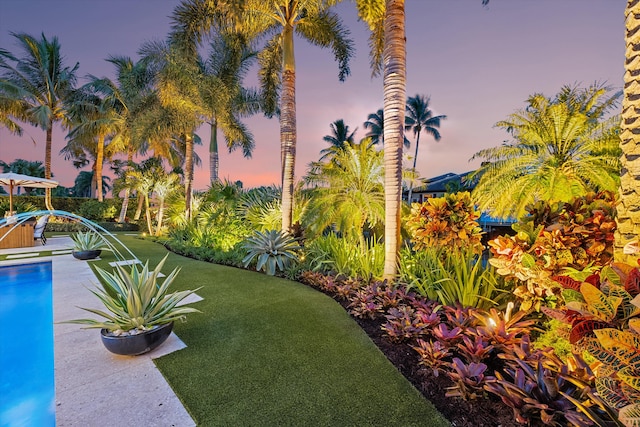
[[1, 236, 196, 427]]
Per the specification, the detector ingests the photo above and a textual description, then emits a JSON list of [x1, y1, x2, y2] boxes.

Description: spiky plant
[[242, 229, 300, 276]]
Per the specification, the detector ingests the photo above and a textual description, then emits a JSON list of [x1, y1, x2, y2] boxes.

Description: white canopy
[[0, 173, 58, 213]]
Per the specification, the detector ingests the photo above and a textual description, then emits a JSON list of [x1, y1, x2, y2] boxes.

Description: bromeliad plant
[[242, 229, 301, 276], [66, 255, 201, 335]]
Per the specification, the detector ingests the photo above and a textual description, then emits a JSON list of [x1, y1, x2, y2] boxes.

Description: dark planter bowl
[[72, 249, 102, 260], [100, 322, 174, 356]]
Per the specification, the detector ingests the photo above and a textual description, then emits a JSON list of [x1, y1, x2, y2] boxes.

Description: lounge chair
[[33, 215, 49, 245]]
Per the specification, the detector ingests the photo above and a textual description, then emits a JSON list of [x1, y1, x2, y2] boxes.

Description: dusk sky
[[0, 0, 625, 192]]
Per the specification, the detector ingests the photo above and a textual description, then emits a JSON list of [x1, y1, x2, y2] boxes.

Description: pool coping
[[0, 237, 196, 426]]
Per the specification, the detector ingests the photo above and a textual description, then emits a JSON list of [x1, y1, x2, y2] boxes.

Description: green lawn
[[92, 235, 450, 426]]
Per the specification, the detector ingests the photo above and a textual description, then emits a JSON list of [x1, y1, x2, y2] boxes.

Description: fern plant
[[242, 229, 301, 275]]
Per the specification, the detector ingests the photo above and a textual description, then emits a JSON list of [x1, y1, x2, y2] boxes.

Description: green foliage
[[405, 192, 483, 254], [470, 83, 621, 219], [70, 231, 110, 251], [303, 233, 384, 280], [0, 198, 38, 216], [532, 319, 574, 362], [488, 191, 617, 311], [242, 230, 300, 276], [399, 247, 507, 309], [66, 255, 200, 333], [77, 199, 118, 221]]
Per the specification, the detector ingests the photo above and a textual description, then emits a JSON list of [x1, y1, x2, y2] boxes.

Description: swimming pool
[[0, 261, 55, 427]]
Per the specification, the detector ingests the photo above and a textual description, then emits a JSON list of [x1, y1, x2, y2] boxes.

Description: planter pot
[[72, 250, 102, 260], [100, 322, 174, 356]]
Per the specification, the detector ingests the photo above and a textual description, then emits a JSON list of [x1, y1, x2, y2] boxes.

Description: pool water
[[0, 261, 55, 427]]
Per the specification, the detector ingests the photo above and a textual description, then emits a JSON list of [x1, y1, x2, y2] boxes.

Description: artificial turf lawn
[[92, 235, 450, 426]]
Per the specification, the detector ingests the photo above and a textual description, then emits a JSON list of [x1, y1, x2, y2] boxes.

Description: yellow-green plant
[[242, 230, 300, 276], [66, 255, 200, 334]]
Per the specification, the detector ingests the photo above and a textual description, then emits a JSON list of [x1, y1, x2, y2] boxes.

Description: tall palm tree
[[469, 84, 621, 219], [305, 139, 384, 248], [0, 33, 79, 209], [153, 173, 181, 235], [72, 170, 111, 198], [319, 118, 357, 161], [404, 94, 446, 203], [139, 39, 203, 220], [198, 33, 261, 183], [66, 81, 122, 201], [357, 0, 406, 280], [98, 56, 157, 222], [616, 0, 640, 262]]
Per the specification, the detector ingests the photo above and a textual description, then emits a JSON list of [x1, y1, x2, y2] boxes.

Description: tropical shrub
[[405, 191, 483, 254], [303, 233, 384, 280], [77, 199, 118, 221], [0, 199, 38, 217], [488, 191, 617, 311], [242, 230, 301, 276], [399, 247, 508, 309], [543, 265, 640, 426]]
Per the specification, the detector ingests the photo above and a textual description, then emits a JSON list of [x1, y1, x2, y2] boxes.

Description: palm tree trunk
[[616, 0, 640, 263], [144, 194, 153, 235], [45, 123, 53, 210], [382, 0, 406, 280], [117, 151, 134, 223], [96, 135, 104, 202], [281, 24, 297, 233], [90, 163, 97, 199], [209, 119, 219, 183], [184, 132, 194, 221], [407, 131, 421, 204], [156, 200, 165, 236], [134, 194, 144, 221]]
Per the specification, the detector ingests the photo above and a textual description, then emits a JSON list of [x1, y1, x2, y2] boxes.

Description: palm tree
[[171, 0, 353, 232], [616, 0, 640, 262], [305, 139, 384, 248], [357, 0, 406, 280], [319, 119, 357, 161], [405, 94, 446, 203], [153, 173, 181, 236], [66, 81, 122, 202], [364, 109, 384, 145], [72, 171, 111, 198], [139, 39, 203, 220], [0, 33, 79, 209], [469, 84, 621, 219], [198, 33, 261, 183]]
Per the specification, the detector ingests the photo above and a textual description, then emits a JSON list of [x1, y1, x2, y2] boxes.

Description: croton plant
[[488, 191, 617, 311]]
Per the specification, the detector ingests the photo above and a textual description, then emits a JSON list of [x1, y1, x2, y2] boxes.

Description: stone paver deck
[[0, 236, 196, 427]]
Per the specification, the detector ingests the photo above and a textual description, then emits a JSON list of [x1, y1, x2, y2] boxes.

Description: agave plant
[[66, 255, 201, 335], [71, 231, 110, 251], [242, 229, 301, 276]]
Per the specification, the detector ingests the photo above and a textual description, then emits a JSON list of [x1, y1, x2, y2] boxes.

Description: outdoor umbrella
[[0, 172, 58, 214]]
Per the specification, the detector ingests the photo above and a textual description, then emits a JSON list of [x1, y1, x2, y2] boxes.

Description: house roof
[[412, 171, 474, 193]]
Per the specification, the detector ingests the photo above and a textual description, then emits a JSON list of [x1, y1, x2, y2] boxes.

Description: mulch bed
[[331, 296, 521, 427]]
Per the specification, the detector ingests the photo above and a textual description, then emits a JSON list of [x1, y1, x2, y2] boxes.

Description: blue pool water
[[0, 261, 55, 427]]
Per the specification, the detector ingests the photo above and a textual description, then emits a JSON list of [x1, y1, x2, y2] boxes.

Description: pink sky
[[0, 0, 625, 191]]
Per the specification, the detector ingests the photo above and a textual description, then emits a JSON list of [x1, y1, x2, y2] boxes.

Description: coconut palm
[[305, 139, 384, 248], [0, 33, 79, 209], [405, 94, 446, 203], [72, 171, 111, 198], [469, 84, 621, 219], [319, 119, 357, 161]]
